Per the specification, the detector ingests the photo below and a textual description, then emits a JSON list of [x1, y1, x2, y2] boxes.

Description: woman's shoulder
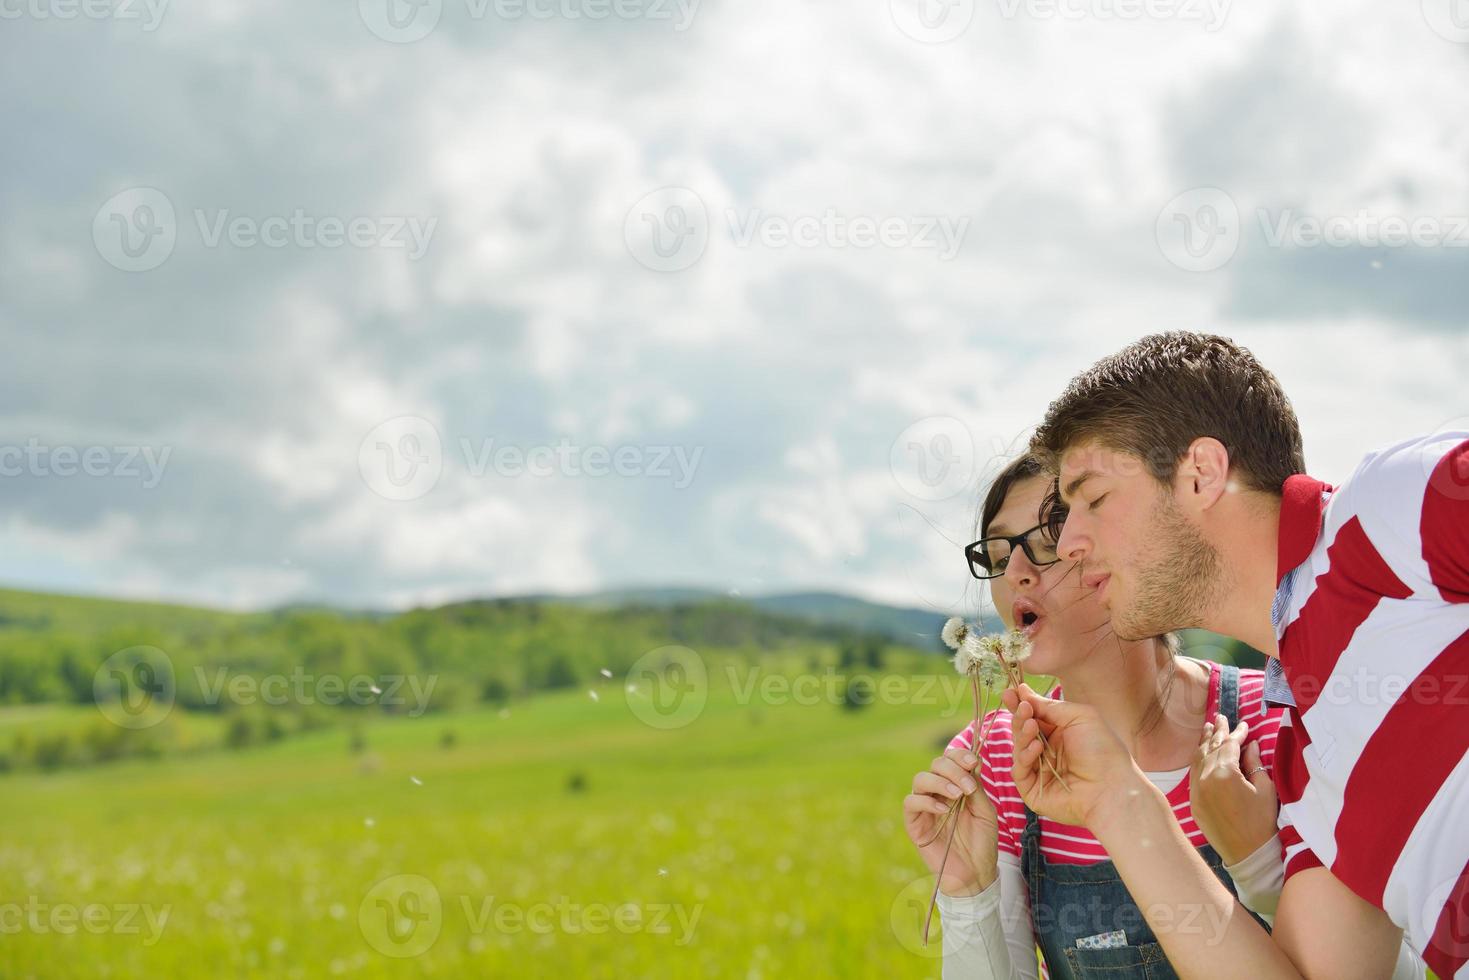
[[1230, 665, 1289, 726]]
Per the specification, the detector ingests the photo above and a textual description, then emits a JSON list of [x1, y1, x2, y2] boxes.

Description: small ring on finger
[[1244, 766, 1266, 778]]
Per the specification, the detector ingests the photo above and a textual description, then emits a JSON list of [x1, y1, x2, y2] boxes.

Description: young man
[[1001, 331, 1465, 979]]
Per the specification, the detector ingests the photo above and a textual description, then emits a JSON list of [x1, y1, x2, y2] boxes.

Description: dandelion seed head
[[940, 617, 970, 650]]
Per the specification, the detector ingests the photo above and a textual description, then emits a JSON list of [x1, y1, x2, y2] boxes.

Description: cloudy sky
[[1, 0, 1466, 618]]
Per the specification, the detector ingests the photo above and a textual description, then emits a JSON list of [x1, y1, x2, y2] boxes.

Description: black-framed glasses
[[964, 523, 1062, 580]]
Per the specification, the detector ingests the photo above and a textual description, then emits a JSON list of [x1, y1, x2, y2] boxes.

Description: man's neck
[[1199, 492, 1284, 656]]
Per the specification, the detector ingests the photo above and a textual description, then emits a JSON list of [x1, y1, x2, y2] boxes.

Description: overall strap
[[1216, 662, 1242, 730]]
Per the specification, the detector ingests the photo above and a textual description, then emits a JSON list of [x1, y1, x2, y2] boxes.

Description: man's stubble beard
[[1112, 489, 1223, 643]]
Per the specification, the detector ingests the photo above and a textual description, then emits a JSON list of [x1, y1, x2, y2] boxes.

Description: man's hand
[[1189, 712, 1278, 866], [1003, 683, 1140, 829]]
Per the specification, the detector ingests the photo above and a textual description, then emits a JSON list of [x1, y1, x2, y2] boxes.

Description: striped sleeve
[[948, 709, 1025, 858]]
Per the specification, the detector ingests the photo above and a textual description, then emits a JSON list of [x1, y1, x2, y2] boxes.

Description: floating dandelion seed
[[369, 684, 382, 696], [588, 690, 599, 702], [364, 817, 375, 829], [409, 776, 422, 786], [600, 668, 613, 679], [657, 868, 668, 877]]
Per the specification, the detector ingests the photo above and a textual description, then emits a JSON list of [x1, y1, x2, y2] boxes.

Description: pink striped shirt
[[947, 660, 1285, 864]]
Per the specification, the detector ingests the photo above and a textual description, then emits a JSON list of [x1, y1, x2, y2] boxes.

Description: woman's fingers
[[914, 769, 971, 800], [943, 746, 981, 772], [930, 754, 980, 792], [904, 792, 954, 818]]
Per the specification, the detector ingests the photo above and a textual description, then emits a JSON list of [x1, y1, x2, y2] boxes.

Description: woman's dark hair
[[978, 453, 1063, 540]]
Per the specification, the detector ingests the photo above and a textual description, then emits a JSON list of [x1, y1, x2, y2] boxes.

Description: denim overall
[[1020, 663, 1270, 979]]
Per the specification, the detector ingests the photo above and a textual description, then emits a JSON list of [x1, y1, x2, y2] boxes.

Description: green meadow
[[0, 663, 980, 978]]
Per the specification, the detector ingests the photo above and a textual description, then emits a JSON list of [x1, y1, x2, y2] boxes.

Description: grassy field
[[0, 669, 979, 979]]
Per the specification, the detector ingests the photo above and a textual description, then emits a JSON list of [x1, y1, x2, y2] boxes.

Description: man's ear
[[1176, 437, 1231, 511]]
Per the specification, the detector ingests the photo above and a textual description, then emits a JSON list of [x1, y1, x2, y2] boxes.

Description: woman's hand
[[1003, 683, 1140, 829], [1189, 713, 1277, 866], [903, 744, 1001, 896]]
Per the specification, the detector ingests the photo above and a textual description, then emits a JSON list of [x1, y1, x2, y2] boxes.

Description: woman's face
[[986, 475, 1113, 676]]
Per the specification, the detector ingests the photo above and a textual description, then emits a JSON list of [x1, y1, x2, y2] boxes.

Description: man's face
[[1054, 440, 1220, 640]]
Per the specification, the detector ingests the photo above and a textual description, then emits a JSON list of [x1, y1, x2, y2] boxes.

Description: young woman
[[903, 453, 1296, 979]]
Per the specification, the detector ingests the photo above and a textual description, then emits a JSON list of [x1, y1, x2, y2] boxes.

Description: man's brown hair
[[1030, 331, 1306, 494]]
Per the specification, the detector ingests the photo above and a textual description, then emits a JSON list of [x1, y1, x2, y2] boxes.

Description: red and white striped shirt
[[948, 660, 1285, 864], [1269, 430, 1469, 979]]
